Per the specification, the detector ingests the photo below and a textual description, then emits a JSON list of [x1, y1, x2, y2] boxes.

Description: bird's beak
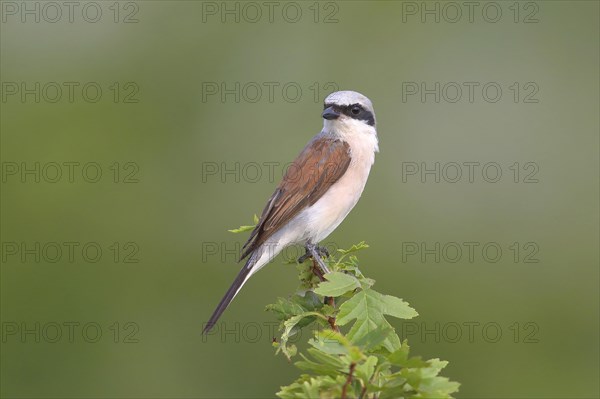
[[322, 106, 340, 120]]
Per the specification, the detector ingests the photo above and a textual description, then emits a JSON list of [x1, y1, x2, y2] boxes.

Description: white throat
[[322, 118, 379, 157]]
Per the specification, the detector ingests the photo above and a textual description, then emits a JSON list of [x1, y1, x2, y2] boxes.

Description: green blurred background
[[1, 1, 598, 398]]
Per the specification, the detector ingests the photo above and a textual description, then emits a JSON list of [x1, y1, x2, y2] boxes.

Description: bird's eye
[[351, 106, 361, 115]]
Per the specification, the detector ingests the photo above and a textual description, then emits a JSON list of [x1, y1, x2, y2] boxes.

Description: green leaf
[[278, 312, 326, 360], [314, 272, 361, 297], [295, 351, 343, 376], [353, 325, 394, 352], [315, 330, 366, 364], [354, 355, 378, 384], [418, 376, 460, 398], [337, 241, 369, 255], [379, 294, 419, 320], [312, 328, 351, 347], [266, 291, 323, 322], [294, 354, 339, 377], [388, 341, 428, 369], [395, 358, 460, 398], [277, 374, 347, 399], [337, 288, 417, 351], [228, 215, 258, 233], [295, 291, 324, 311], [266, 298, 309, 322], [421, 358, 449, 378], [227, 224, 255, 233]]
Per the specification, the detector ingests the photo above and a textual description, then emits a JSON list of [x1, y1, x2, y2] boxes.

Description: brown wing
[[239, 136, 351, 260]]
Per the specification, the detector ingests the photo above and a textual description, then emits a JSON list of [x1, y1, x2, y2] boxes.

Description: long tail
[[202, 251, 260, 334]]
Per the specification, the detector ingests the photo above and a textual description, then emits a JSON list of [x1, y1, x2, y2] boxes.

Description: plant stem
[[327, 314, 339, 332], [341, 362, 356, 399], [359, 370, 377, 398], [311, 258, 339, 332], [359, 385, 367, 399], [311, 260, 325, 281]]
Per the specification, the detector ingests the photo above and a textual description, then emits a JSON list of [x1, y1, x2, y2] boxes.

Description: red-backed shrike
[[203, 90, 379, 333]]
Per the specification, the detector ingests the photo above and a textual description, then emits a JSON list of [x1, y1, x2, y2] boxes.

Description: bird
[[203, 90, 379, 334]]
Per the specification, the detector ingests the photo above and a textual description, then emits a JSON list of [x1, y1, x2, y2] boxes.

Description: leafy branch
[[230, 219, 460, 398]]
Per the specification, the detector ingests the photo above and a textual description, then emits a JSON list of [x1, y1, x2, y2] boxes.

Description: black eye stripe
[[324, 103, 363, 114], [322, 103, 375, 126]]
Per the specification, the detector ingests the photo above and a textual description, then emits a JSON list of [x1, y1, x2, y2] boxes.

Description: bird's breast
[[301, 132, 377, 243]]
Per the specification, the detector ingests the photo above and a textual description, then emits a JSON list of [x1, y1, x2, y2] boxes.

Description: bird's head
[[321, 91, 376, 133]]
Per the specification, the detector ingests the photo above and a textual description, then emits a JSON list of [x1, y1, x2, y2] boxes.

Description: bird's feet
[[298, 245, 329, 263], [316, 246, 330, 258], [298, 242, 331, 275]]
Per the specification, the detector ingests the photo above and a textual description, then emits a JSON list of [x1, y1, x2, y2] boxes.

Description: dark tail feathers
[[202, 253, 258, 334]]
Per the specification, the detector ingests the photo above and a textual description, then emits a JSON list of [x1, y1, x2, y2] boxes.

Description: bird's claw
[[316, 246, 329, 258], [298, 242, 331, 275], [298, 245, 330, 263]]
